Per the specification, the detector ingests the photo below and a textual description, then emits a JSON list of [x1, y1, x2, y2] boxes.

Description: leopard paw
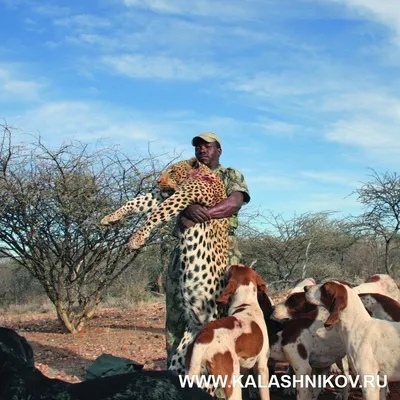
[[128, 235, 145, 249], [100, 215, 121, 226]]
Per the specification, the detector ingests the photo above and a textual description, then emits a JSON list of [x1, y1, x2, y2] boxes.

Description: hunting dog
[[305, 281, 400, 400], [186, 265, 270, 400]]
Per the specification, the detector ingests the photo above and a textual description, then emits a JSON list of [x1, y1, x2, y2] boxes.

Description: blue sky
[[1, 0, 400, 219]]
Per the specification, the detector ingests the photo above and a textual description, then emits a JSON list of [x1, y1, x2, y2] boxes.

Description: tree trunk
[[55, 298, 98, 333], [56, 303, 79, 334], [155, 274, 163, 294], [156, 239, 170, 294], [301, 240, 312, 279], [385, 239, 391, 275]]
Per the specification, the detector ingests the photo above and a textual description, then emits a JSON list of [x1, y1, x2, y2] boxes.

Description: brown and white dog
[[289, 277, 316, 294], [273, 276, 400, 323], [272, 277, 317, 321], [268, 290, 348, 400], [185, 265, 270, 400], [272, 291, 317, 321], [359, 293, 400, 322], [305, 281, 400, 400], [353, 274, 400, 302]]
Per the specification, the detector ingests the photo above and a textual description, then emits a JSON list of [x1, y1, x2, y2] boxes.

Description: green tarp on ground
[[85, 353, 144, 380]]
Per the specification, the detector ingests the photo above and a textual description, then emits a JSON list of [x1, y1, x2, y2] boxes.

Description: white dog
[[305, 281, 400, 400]]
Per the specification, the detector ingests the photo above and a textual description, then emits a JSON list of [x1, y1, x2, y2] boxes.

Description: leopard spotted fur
[[100, 157, 230, 374]]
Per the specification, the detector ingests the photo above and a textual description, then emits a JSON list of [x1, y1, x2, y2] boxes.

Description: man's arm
[[179, 192, 245, 230], [208, 192, 244, 219]]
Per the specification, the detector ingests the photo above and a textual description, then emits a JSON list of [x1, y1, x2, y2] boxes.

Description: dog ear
[[255, 274, 268, 294], [216, 279, 238, 305], [323, 282, 348, 328]]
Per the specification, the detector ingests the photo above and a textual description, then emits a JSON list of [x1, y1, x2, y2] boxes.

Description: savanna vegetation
[[1, 123, 400, 333]]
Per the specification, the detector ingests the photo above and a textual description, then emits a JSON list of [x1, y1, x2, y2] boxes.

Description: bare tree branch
[[351, 169, 400, 274], [0, 124, 177, 332]]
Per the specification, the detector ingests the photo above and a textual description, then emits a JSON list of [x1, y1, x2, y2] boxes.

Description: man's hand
[[184, 204, 211, 223], [178, 215, 196, 232], [178, 204, 211, 232]]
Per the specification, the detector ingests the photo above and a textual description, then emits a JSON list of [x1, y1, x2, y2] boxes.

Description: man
[[165, 131, 251, 366]]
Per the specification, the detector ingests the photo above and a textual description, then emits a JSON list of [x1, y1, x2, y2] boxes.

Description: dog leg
[[254, 356, 270, 400], [283, 345, 313, 400]]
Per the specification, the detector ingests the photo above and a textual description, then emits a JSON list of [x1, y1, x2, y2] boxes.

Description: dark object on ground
[[70, 370, 214, 400], [85, 353, 144, 379], [0, 327, 34, 366], [0, 340, 213, 400]]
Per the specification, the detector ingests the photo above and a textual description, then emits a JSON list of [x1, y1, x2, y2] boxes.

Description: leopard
[[100, 157, 230, 374]]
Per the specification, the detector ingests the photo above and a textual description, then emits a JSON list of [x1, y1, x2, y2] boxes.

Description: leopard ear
[[188, 157, 200, 168]]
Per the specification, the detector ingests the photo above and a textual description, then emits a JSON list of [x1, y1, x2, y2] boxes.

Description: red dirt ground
[[1, 301, 399, 399]]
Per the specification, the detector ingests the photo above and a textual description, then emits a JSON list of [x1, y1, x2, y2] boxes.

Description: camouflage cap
[[192, 131, 222, 148]]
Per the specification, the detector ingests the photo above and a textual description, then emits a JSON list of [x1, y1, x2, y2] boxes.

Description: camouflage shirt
[[213, 164, 250, 232], [171, 163, 250, 236]]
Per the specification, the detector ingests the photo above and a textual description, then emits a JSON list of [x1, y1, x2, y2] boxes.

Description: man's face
[[194, 140, 221, 167]]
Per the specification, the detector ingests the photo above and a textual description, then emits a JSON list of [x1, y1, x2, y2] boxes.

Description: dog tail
[[185, 341, 206, 382]]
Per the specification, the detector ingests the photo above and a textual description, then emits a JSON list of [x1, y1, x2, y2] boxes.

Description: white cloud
[[6, 100, 283, 173], [12, 101, 154, 143], [232, 74, 315, 98], [229, 55, 400, 162], [300, 171, 358, 187], [24, 18, 36, 25], [122, 0, 257, 20], [326, 119, 400, 151], [44, 40, 61, 49], [32, 4, 70, 17], [254, 120, 300, 136], [102, 54, 223, 80], [3, 80, 40, 97], [331, 0, 400, 28], [230, 59, 371, 101], [7, 102, 236, 153], [248, 170, 360, 196], [0, 0, 24, 8], [247, 174, 304, 190], [65, 33, 120, 52], [322, 90, 400, 158], [293, 191, 360, 215], [0, 65, 43, 101], [54, 14, 111, 29], [321, 91, 400, 117], [329, 0, 400, 44]]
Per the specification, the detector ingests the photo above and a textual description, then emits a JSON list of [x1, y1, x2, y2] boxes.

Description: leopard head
[[157, 158, 202, 196]]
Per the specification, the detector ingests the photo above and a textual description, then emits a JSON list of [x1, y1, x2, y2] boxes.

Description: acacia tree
[[0, 124, 169, 333], [238, 211, 356, 285], [354, 169, 400, 275]]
